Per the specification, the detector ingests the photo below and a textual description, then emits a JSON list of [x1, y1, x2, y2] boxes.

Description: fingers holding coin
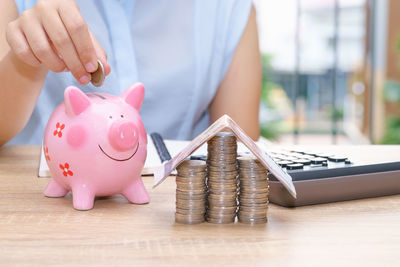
[[5, 0, 110, 86]]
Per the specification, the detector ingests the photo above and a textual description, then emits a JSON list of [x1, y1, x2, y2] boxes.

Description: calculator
[[189, 149, 400, 207], [264, 149, 400, 207]]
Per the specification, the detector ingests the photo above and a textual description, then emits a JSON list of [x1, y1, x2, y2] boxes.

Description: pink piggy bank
[[43, 83, 150, 210]]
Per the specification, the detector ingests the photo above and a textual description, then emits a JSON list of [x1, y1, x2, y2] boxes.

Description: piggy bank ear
[[120, 82, 144, 110], [64, 86, 91, 116]]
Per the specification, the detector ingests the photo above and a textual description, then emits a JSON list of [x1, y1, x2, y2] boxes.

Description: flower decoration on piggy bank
[[43, 83, 149, 210]]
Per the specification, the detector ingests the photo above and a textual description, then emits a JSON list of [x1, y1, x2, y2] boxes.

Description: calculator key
[[282, 156, 299, 161], [328, 156, 347, 162], [290, 153, 304, 158], [303, 150, 322, 156], [316, 153, 334, 159], [277, 156, 289, 161], [294, 159, 311, 165], [276, 160, 293, 167], [322, 161, 328, 167], [286, 163, 304, 170], [296, 154, 314, 160], [345, 159, 352, 165], [190, 155, 207, 161], [310, 157, 328, 165]]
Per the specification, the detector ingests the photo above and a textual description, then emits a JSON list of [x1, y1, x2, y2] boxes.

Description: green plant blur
[[380, 36, 400, 144], [259, 54, 280, 140]]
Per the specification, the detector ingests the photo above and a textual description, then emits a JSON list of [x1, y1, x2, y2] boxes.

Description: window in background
[[254, 0, 399, 145]]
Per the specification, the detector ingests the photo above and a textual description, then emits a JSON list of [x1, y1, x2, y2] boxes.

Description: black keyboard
[[263, 149, 400, 181]]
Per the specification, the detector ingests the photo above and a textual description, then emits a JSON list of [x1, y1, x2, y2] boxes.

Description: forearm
[[210, 82, 261, 141], [0, 51, 48, 145], [210, 75, 261, 141]]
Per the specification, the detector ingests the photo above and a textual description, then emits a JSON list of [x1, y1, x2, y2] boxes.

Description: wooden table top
[[0, 145, 399, 266]]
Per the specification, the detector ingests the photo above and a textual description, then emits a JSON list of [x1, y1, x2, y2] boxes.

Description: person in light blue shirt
[[0, 0, 261, 145]]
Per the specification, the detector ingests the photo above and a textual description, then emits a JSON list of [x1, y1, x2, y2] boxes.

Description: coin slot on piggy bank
[[43, 82, 149, 210]]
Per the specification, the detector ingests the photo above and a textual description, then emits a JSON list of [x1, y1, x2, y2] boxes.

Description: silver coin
[[91, 60, 105, 87]]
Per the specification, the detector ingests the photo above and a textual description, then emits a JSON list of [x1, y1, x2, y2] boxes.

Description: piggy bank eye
[[120, 114, 124, 118], [109, 115, 113, 119]]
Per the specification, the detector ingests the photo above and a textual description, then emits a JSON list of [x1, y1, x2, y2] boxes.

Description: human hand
[[6, 0, 110, 85]]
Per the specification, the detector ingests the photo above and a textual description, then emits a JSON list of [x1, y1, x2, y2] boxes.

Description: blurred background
[[253, 0, 400, 145]]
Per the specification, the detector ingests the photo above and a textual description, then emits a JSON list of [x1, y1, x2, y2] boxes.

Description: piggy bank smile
[[98, 141, 139, 162]]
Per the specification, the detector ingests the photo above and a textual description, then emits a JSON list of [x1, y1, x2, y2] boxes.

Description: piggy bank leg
[[122, 177, 150, 204], [71, 185, 95, 211], [44, 178, 68, 198]]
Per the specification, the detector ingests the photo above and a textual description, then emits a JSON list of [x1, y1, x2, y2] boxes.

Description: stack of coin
[[206, 132, 238, 224], [237, 156, 269, 224], [175, 160, 207, 224]]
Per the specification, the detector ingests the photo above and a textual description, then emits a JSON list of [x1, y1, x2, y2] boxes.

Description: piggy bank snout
[[109, 121, 139, 151]]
